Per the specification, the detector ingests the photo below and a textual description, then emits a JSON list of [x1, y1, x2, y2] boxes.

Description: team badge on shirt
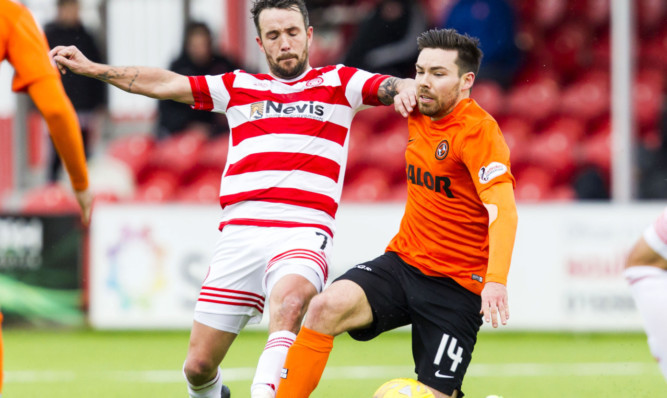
[[250, 102, 265, 119], [478, 162, 508, 184], [435, 139, 449, 160]]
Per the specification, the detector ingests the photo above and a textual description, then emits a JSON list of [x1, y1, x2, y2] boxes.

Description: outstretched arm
[[50, 45, 194, 105], [377, 77, 416, 117], [479, 182, 518, 328]]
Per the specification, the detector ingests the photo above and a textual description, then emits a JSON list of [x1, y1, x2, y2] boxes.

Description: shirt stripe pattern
[[189, 66, 388, 235]]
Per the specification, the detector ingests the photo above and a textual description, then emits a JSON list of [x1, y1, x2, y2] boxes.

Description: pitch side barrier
[[86, 202, 664, 331]]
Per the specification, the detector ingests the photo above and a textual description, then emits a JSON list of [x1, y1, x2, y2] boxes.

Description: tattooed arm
[[50, 45, 194, 105], [377, 77, 416, 117]]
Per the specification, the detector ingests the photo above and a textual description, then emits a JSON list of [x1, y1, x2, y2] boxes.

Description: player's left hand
[[480, 282, 509, 328]]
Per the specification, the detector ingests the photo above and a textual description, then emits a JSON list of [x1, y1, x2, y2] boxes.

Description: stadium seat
[[177, 170, 221, 203], [342, 167, 391, 202], [560, 70, 610, 122], [21, 183, 79, 214], [579, 122, 611, 174], [545, 22, 592, 78], [144, 130, 207, 183], [497, 116, 533, 168], [514, 166, 553, 202], [364, 126, 408, 182], [471, 80, 505, 116], [533, 0, 568, 30], [133, 170, 179, 202], [506, 77, 560, 122], [185, 134, 229, 184], [585, 0, 610, 29], [106, 133, 155, 177], [549, 184, 576, 201], [529, 118, 581, 184], [634, 68, 664, 130]]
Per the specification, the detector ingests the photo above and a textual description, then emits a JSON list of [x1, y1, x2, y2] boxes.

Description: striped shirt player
[[189, 65, 388, 238], [49, 1, 417, 397], [188, 65, 390, 325]]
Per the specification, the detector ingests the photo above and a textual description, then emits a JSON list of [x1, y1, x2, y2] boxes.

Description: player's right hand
[[74, 188, 93, 227], [49, 45, 91, 76]]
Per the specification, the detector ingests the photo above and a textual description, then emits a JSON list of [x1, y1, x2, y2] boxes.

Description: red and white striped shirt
[[189, 65, 389, 236]]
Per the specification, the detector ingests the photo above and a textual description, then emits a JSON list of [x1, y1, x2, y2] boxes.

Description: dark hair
[[417, 29, 483, 77], [250, 0, 309, 35]]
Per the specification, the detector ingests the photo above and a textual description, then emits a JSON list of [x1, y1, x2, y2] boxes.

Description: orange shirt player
[[278, 28, 518, 398], [0, 1, 92, 394]]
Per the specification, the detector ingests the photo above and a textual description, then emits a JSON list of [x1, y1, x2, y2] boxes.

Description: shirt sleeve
[[7, 6, 58, 92], [460, 119, 515, 195], [340, 66, 390, 109], [188, 72, 232, 113]]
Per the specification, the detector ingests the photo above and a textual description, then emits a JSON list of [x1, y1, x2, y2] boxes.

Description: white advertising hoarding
[[89, 203, 665, 331]]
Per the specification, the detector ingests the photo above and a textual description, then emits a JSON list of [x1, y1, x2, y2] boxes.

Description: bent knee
[[183, 357, 218, 384]]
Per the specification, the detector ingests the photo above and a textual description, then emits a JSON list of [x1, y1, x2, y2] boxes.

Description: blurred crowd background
[[1, 0, 665, 215]]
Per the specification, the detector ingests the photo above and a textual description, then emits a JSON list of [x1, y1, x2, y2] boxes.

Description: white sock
[[185, 367, 223, 398], [251, 330, 296, 397], [625, 266, 667, 380]]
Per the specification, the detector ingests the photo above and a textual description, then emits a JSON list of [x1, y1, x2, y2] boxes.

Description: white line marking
[[4, 362, 659, 384]]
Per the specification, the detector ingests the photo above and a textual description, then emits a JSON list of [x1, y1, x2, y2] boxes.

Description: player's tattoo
[[378, 77, 400, 105], [97, 67, 140, 93]]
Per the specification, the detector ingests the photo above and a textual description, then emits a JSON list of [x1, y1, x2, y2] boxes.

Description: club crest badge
[[435, 139, 449, 160]]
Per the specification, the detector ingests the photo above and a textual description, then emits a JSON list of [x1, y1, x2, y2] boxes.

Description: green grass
[[3, 328, 665, 397]]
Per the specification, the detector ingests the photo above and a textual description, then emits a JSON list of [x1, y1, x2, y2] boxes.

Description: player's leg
[[624, 209, 667, 380], [277, 252, 412, 398], [184, 320, 238, 398], [251, 228, 331, 398], [409, 272, 482, 398], [275, 279, 372, 398], [185, 225, 268, 397]]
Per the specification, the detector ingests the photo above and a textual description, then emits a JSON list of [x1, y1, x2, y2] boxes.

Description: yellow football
[[373, 377, 435, 398]]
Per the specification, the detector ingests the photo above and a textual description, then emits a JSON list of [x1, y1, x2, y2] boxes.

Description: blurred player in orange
[[624, 207, 667, 381], [0, 1, 92, 394], [277, 28, 518, 398]]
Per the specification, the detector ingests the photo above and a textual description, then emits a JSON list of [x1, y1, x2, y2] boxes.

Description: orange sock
[[276, 326, 334, 398]]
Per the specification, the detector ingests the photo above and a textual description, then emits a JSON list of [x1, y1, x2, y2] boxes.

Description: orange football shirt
[[0, 0, 88, 190], [386, 98, 515, 295], [0, 0, 58, 91]]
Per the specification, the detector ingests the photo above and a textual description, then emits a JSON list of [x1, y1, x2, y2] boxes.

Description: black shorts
[[335, 251, 483, 396]]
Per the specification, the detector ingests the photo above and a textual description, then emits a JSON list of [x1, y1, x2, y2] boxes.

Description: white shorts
[[194, 225, 332, 331], [644, 207, 667, 260]]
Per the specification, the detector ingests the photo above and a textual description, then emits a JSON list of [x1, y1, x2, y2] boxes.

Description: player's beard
[[417, 82, 462, 120], [267, 47, 309, 80]]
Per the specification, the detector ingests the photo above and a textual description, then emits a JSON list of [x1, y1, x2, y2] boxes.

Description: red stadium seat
[[529, 125, 577, 184], [640, 27, 667, 67], [342, 167, 391, 202], [177, 170, 221, 203], [497, 116, 534, 168], [560, 70, 610, 122], [471, 80, 505, 116], [21, 184, 79, 214], [545, 22, 592, 78], [106, 133, 155, 177], [634, 68, 665, 130], [365, 126, 408, 182], [549, 184, 576, 201], [134, 170, 179, 202], [144, 130, 207, 182], [506, 77, 560, 123], [579, 122, 611, 174], [585, 0, 610, 29], [514, 166, 553, 202]]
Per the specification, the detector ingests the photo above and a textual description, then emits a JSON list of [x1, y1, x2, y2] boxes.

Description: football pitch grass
[[4, 328, 665, 397]]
